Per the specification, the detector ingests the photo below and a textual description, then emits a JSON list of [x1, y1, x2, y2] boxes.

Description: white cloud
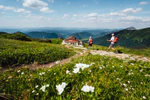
[[0, 5, 31, 14], [26, 14, 52, 21], [88, 17, 97, 21], [139, 2, 149, 5], [121, 8, 142, 14], [109, 8, 142, 17], [23, 0, 48, 9], [120, 16, 150, 23], [40, 7, 54, 13], [63, 14, 69, 18], [109, 12, 125, 16], [68, 2, 70, 4], [73, 14, 77, 17], [75, 19, 85, 23], [48, 0, 54, 3], [15, 8, 31, 14], [0, 5, 15, 11], [88, 13, 98, 17], [23, 0, 54, 13]]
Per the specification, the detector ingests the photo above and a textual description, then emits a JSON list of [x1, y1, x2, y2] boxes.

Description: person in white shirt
[[106, 33, 117, 53]]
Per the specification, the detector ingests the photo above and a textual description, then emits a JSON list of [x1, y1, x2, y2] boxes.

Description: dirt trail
[[90, 50, 150, 62]]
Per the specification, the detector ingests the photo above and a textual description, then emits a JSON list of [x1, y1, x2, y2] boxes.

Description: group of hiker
[[88, 33, 118, 53]]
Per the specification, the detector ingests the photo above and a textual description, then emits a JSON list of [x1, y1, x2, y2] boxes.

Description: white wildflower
[[36, 93, 39, 95], [112, 66, 115, 68], [81, 84, 95, 92], [145, 74, 150, 77], [90, 62, 95, 66], [56, 84, 64, 95], [39, 73, 42, 75], [55, 61, 60, 64], [99, 67, 103, 69], [32, 90, 35, 93], [75, 63, 90, 70], [40, 86, 46, 92], [140, 69, 143, 72], [116, 78, 120, 81], [127, 81, 130, 84], [40, 84, 49, 92], [128, 72, 134, 75], [21, 72, 24, 75], [39, 72, 45, 76], [17, 70, 20, 73], [56, 82, 67, 95], [123, 83, 127, 87], [73, 68, 80, 74], [66, 70, 70, 74], [54, 73, 56, 75], [125, 88, 128, 91], [35, 85, 38, 88], [114, 70, 116, 72], [72, 63, 91, 74], [143, 96, 146, 99], [61, 82, 67, 88]]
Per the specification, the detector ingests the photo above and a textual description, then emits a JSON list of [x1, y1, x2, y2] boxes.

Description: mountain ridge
[[93, 27, 150, 48]]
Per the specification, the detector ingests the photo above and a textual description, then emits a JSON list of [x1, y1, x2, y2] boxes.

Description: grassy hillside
[[0, 39, 74, 67], [0, 31, 31, 41], [0, 32, 63, 44], [0, 54, 149, 99], [93, 27, 150, 48]]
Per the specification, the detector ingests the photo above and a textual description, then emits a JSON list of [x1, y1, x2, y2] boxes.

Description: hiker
[[106, 33, 117, 53], [88, 36, 93, 48]]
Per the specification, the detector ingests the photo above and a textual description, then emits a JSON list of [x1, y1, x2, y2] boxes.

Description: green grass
[[0, 39, 74, 67], [0, 54, 149, 99]]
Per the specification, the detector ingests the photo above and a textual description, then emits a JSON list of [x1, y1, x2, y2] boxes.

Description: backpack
[[89, 38, 93, 44], [114, 36, 118, 43]]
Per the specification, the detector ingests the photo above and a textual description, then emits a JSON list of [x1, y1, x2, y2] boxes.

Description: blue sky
[[0, 0, 150, 29]]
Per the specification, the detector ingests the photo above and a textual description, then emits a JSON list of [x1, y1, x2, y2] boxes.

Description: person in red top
[[89, 36, 93, 46]]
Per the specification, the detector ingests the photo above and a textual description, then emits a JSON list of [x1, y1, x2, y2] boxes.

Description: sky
[[0, 0, 150, 29]]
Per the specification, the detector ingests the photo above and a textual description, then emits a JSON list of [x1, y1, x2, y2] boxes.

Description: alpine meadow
[[0, 0, 150, 100]]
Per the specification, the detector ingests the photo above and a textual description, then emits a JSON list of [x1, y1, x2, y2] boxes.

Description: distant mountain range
[[0, 27, 118, 39], [93, 27, 150, 48]]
